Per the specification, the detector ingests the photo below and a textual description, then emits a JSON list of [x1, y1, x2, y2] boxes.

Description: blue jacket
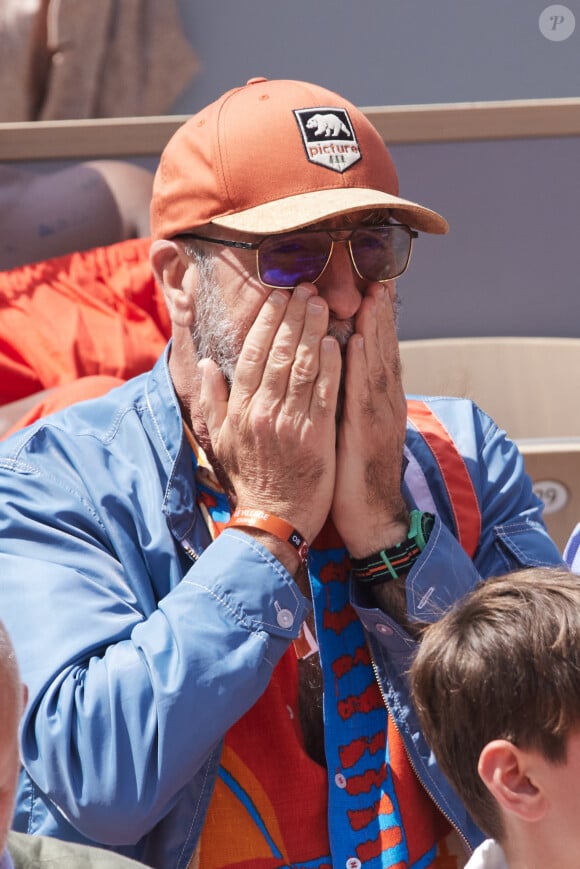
[[0, 347, 564, 867]]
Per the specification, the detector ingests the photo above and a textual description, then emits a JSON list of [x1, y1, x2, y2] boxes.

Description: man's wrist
[[345, 510, 410, 560], [225, 508, 308, 577], [349, 511, 435, 586], [237, 527, 303, 576], [227, 508, 308, 558]]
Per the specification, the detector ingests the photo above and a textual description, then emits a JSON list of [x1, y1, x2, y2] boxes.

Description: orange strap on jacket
[[407, 399, 481, 559]]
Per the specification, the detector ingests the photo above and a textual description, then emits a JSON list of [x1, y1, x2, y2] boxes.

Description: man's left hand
[[331, 283, 409, 557]]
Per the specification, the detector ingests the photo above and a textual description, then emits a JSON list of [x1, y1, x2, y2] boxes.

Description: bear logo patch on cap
[[294, 107, 361, 173]]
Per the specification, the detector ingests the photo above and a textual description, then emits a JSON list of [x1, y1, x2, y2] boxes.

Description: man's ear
[[150, 239, 195, 327], [478, 739, 547, 823]]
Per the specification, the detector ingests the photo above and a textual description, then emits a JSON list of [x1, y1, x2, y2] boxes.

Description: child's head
[[410, 567, 580, 843]]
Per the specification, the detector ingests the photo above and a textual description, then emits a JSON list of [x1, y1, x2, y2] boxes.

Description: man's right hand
[[199, 284, 341, 546]]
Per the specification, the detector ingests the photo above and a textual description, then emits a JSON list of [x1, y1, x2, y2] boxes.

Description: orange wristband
[[226, 508, 309, 564]]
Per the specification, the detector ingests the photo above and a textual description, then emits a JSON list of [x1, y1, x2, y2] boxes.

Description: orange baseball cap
[[151, 77, 448, 240]]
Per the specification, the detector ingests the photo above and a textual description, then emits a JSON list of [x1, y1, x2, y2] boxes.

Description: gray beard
[[191, 251, 400, 424], [191, 253, 243, 385]]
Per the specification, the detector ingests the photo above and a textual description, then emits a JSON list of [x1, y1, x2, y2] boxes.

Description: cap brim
[[211, 187, 448, 235]]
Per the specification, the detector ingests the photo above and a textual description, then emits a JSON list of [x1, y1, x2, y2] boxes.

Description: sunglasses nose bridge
[[324, 230, 357, 271], [326, 231, 370, 282], [326, 228, 353, 243], [315, 236, 367, 292]]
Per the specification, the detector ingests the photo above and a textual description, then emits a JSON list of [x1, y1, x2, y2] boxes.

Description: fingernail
[[295, 285, 312, 301], [307, 296, 325, 313]]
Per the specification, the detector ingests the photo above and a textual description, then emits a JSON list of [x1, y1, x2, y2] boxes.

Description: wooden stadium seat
[[400, 337, 580, 550]]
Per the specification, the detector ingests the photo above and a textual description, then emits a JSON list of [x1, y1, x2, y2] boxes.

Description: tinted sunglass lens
[[259, 234, 331, 288], [352, 227, 411, 281]]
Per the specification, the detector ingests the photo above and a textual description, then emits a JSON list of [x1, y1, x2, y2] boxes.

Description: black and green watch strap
[[350, 510, 435, 586]]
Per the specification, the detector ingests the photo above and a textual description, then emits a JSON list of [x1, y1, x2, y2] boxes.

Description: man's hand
[[199, 285, 341, 545], [331, 283, 409, 557]]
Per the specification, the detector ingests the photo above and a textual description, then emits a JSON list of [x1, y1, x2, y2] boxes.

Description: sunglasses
[[178, 224, 418, 289]]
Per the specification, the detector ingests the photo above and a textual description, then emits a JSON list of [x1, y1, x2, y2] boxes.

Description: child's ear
[[478, 739, 547, 823]]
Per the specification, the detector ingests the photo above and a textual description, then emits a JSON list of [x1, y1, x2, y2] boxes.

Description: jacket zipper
[[181, 541, 199, 561], [369, 654, 472, 857]]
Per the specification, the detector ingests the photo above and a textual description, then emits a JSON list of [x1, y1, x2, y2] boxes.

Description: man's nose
[[314, 241, 368, 320]]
